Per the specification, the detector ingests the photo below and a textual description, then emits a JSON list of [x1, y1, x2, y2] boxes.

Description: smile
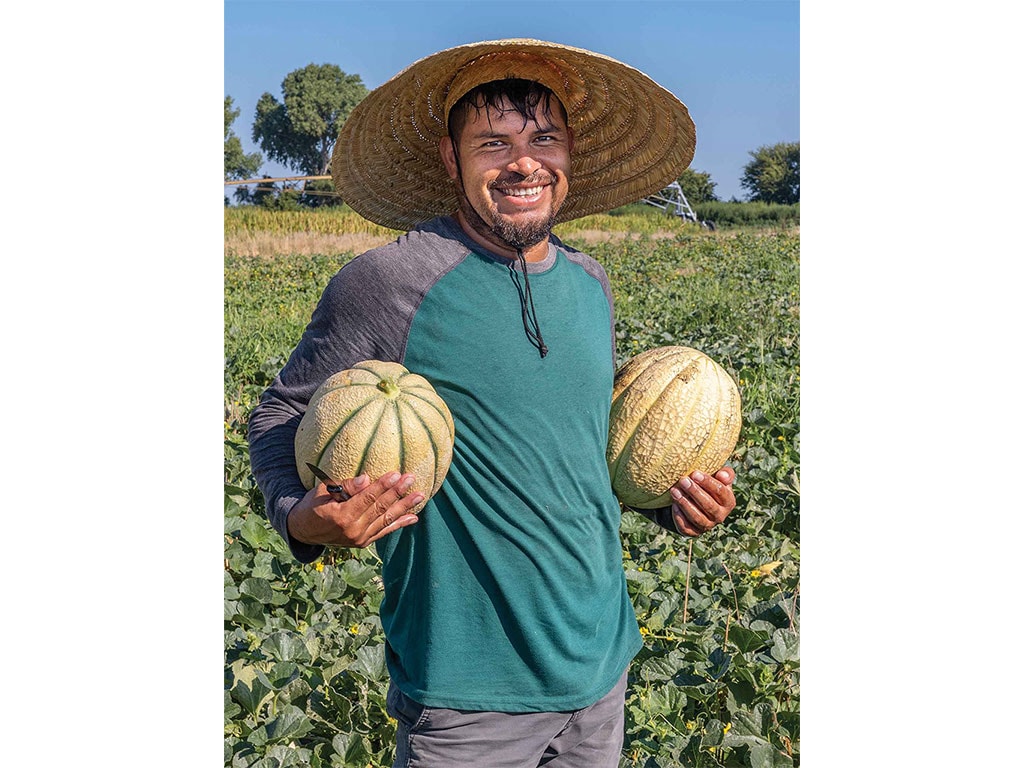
[[499, 186, 545, 198]]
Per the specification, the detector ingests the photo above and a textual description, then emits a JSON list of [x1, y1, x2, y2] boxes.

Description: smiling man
[[248, 39, 737, 768]]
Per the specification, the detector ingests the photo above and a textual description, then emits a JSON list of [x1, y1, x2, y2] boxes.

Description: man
[[248, 39, 736, 768]]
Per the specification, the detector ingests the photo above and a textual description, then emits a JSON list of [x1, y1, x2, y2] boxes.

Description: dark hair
[[447, 78, 567, 142]]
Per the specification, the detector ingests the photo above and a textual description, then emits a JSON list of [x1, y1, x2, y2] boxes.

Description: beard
[[457, 172, 563, 250]]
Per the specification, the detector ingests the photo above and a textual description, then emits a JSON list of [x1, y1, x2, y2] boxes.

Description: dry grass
[[225, 231, 398, 258], [224, 227, 692, 258]]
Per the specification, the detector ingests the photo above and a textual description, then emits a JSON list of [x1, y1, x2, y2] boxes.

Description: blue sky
[[224, 0, 799, 203]]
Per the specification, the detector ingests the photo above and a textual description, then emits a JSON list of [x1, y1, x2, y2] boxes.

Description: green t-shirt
[[249, 217, 643, 712]]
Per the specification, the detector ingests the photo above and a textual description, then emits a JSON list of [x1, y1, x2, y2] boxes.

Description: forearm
[[248, 394, 325, 563]]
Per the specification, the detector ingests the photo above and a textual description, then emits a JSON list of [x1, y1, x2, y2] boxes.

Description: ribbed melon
[[295, 360, 455, 513], [607, 346, 742, 509]]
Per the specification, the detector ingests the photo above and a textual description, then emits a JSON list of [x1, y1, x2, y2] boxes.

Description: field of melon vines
[[224, 217, 800, 768]]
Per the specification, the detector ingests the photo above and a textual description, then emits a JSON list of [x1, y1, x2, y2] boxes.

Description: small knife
[[306, 462, 349, 499]]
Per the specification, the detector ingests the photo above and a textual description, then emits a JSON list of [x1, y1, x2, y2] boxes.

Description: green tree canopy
[[224, 96, 262, 181], [252, 63, 368, 176], [740, 142, 800, 204], [675, 168, 719, 204]]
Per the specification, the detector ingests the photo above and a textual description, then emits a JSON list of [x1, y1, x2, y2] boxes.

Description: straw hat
[[331, 39, 696, 232]]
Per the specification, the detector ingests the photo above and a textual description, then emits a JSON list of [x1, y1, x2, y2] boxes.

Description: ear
[[439, 136, 460, 180]]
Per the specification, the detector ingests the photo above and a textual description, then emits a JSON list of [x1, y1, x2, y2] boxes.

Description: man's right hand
[[286, 471, 424, 548]]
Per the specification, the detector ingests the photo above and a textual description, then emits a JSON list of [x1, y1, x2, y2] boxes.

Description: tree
[[740, 142, 799, 204], [676, 168, 718, 204], [252, 63, 368, 177], [224, 96, 262, 181]]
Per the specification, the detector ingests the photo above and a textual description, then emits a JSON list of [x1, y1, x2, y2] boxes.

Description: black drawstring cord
[[508, 248, 548, 358]]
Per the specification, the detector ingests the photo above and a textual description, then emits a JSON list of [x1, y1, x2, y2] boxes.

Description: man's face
[[441, 96, 573, 252]]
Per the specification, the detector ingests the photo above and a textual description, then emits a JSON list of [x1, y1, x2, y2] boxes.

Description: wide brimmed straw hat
[[331, 38, 696, 231]]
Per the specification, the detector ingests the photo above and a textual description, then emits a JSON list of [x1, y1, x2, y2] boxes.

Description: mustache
[[489, 171, 554, 190]]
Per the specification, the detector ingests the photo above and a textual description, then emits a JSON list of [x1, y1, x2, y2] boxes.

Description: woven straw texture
[[332, 39, 696, 231]]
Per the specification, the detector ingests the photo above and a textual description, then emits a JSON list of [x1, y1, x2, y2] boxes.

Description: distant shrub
[[695, 201, 799, 227]]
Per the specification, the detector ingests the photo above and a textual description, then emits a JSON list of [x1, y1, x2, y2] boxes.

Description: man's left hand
[[669, 466, 736, 536]]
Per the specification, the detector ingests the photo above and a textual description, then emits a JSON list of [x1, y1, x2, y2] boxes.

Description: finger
[[366, 493, 425, 545], [349, 471, 403, 517], [670, 494, 712, 536], [337, 473, 371, 502], [714, 465, 736, 486], [694, 472, 736, 513], [356, 472, 419, 526]]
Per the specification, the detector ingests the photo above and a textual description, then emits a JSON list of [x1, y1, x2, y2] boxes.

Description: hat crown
[[444, 50, 572, 124]]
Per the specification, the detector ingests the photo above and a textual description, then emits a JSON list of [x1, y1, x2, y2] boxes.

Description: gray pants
[[386, 672, 628, 768]]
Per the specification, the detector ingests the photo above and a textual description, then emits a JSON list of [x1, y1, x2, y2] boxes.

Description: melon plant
[[607, 346, 742, 509], [295, 360, 455, 512]]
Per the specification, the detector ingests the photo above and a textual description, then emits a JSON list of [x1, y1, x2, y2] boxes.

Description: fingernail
[[670, 487, 683, 501], [385, 472, 401, 485], [692, 471, 705, 482], [680, 477, 692, 490], [353, 475, 369, 489], [411, 493, 425, 505], [399, 476, 415, 492]]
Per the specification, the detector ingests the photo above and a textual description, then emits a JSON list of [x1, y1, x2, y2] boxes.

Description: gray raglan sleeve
[[246, 256, 409, 563]]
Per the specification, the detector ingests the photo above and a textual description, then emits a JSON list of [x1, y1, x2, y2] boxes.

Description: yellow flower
[[314, 561, 324, 572], [723, 723, 731, 734], [349, 624, 360, 635], [750, 568, 762, 578], [639, 626, 650, 637]]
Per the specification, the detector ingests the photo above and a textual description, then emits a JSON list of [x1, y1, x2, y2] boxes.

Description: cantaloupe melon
[[607, 346, 741, 509], [295, 360, 455, 513]]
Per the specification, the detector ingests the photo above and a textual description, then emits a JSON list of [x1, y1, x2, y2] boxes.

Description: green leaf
[[340, 558, 377, 590], [241, 515, 275, 549], [226, 483, 251, 511], [349, 642, 387, 681], [770, 628, 799, 663], [263, 631, 312, 663], [708, 648, 731, 680], [224, 689, 242, 721], [313, 568, 347, 603], [342, 733, 371, 766], [240, 577, 275, 603], [730, 703, 772, 738], [749, 741, 793, 768], [266, 661, 301, 689], [639, 652, 684, 682], [728, 624, 770, 654], [231, 674, 273, 717], [263, 704, 314, 743], [702, 718, 725, 746], [231, 597, 268, 629]]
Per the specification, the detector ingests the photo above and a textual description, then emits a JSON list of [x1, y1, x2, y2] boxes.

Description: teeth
[[503, 186, 543, 197]]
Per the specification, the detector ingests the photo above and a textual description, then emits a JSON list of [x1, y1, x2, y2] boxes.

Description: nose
[[508, 154, 539, 176]]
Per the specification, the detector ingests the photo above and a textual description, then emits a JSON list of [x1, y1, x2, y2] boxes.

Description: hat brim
[[332, 38, 696, 232]]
